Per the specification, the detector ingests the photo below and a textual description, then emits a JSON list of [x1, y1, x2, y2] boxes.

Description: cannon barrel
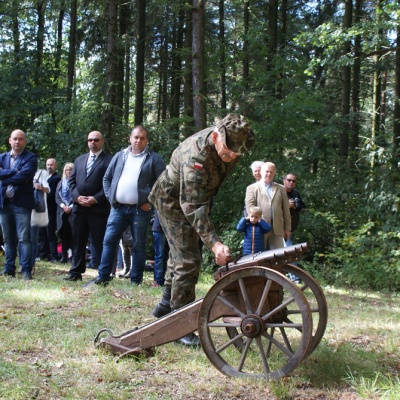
[[214, 242, 309, 280]]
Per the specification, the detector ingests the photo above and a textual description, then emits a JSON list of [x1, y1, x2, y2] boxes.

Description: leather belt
[[112, 202, 136, 209]]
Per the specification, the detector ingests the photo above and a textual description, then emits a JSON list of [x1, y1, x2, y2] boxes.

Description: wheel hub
[[240, 314, 264, 338]]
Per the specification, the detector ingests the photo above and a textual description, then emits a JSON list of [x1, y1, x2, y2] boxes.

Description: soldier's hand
[[212, 241, 232, 266]]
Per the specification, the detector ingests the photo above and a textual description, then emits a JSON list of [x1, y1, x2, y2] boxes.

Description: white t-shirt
[[115, 151, 146, 205]]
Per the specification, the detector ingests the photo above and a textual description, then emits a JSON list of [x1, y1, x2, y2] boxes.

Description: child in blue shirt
[[236, 206, 272, 255]]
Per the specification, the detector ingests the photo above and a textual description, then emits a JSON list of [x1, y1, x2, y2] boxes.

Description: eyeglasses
[[286, 179, 296, 183], [87, 138, 101, 142]]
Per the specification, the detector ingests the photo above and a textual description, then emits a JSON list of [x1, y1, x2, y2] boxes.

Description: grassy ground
[[0, 259, 399, 399]]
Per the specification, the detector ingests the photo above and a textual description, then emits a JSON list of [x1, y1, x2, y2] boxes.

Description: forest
[[0, 0, 399, 290]]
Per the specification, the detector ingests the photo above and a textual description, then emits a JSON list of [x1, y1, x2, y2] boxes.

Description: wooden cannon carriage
[[94, 243, 328, 381]]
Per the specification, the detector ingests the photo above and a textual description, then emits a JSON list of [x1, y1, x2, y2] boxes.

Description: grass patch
[[0, 260, 399, 399]]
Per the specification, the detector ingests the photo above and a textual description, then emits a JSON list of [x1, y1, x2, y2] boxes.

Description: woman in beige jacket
[[245, 162, 291, 250]]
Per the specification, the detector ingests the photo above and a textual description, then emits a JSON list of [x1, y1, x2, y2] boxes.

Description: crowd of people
[[0, 114, 306, 347]]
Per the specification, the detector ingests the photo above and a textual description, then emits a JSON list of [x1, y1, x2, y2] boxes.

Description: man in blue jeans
[[88, 125, 165, 286], [0, 129, 37, 280]]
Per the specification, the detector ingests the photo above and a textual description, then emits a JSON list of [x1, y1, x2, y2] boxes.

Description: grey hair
[[250, 161, 265, 171]]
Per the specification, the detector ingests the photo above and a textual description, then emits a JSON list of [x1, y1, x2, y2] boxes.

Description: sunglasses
[[286, 179, 296, 183], [88, 138, 101, 142]]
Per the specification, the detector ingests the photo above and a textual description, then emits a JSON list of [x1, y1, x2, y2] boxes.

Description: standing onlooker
[[283, 173, 307, 283], [63, 131, 112, 281], [0, 129, 37, 280], [250, 161, 264, 182], [244, 161, 265, 217], [46, 158, 61, 262], [56, 163, 74, 263], [245, 162, 291, 250], [283, 173, 306, 246], [151, 210, 169, 286], [89, 125, 165, 286], [30, 168, 50, 273], [149, 113, 255, 346], [236, 206, 271, 255]]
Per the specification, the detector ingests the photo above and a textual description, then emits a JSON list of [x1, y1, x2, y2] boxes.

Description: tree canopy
[[0, 0, 399, 290]]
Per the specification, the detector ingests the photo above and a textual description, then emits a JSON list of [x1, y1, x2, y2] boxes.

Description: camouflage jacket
[[149, 127, 239, 249]]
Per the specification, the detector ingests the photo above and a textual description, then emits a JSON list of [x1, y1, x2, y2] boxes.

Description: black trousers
[[69, 211, 109, 276]]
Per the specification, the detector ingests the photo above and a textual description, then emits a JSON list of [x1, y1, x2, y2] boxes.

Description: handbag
[[34, 171, 46, 213]]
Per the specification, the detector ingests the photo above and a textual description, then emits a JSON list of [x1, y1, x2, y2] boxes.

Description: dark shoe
[[50, 258, 57, 263], [175, 333, 200, 347], [0, 271, 16, 278], [59, 258, 68, 264], [22, 271, 33, 280], [152, 286, 172, 318], [63, 273, 82, 282], [83, 276, 112, 288]]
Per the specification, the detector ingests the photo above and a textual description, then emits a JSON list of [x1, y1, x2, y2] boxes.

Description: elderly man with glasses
[[148, 113, 255, 347], [64, 131, 112, 282]]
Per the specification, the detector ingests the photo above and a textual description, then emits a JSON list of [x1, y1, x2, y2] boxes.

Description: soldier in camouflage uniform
[[148, 113, 255, 346]]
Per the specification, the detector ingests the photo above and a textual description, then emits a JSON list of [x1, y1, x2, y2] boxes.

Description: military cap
[[215, 113, 255, 154]]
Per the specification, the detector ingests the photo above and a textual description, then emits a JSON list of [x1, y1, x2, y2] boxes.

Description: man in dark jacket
[[283, 173, 306, 246], [88, 125, 165, 286], [63, 131, 112, 282], [0, 129, 37, 280]]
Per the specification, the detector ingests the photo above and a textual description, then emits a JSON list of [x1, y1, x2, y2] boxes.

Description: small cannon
[[95, 243, 328, 381]]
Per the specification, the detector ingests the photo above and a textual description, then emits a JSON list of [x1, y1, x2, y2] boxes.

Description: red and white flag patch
[[194, 162, 203, 170]]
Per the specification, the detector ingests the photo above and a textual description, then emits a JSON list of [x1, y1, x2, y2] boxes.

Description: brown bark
[[183, 0, 194, 136], [192, 0, 206, 129], [67, 0, 77, 104], [219, 0, 227, 109], [134, 0, 146, 125], [393, 7, 400, 169], [101, 0, 118, 138], [339, 0, 352, 159]]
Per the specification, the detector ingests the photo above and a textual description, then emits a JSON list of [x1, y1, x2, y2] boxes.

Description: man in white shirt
[[89, 125, 165, 286]]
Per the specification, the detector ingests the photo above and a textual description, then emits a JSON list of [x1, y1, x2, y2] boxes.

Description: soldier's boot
[[152, 286, 172, 318], [175, 331, 200, 347]]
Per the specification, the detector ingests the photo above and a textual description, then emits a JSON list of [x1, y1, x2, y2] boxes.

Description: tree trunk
[[11, 0, 20, 64], [219, 0, 227, 110], [183, 0, 194, 136], [102, 0, 119, 140], [134, 0, 146, 125], [192, 0, 206, 129], [35, 0, 46, 88], [170, 3, 184, 120], [339, 0, 352, 160], [350, 0, 361, 172], [67, 0, 77, 105], [393, 8, 400, 169], [266, 0, 278, 73], [52, 2, 65, 130], [116, 1, 130, 125], [161, 36, 168, 122]]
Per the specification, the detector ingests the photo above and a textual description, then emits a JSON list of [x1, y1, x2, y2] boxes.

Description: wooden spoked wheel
[[280, 264, 328, 357], [198, 267, 312, 380]]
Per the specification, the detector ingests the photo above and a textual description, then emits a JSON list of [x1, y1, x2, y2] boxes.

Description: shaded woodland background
[[0, 0, 399, 290]]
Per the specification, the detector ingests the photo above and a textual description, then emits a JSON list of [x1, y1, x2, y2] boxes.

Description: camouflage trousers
[[157, 210, 202, 310]]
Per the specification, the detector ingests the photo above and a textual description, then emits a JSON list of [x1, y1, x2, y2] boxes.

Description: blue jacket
[[103, 146, 166, 206], [236, 217, 271, 255], [0, 149, 37, 209]]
